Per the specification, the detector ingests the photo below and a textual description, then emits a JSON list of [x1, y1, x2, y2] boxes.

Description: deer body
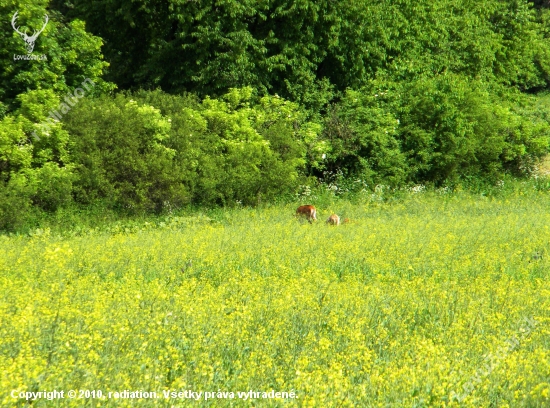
[[296, 205, 317, 223], [326, 214, 340, 225]]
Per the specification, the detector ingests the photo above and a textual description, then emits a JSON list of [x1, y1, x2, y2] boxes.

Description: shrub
[[0, 103, 74, 230], [322, 87, 408, 188], [322, 75, 550, 186], [64, 89, 322, 209], [0, 174, 33, 232], [398, 77, 550, 182], [65, 94, 187, 213]]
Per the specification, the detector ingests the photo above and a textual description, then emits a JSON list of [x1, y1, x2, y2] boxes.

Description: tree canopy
[[58, 0, 550, 104]]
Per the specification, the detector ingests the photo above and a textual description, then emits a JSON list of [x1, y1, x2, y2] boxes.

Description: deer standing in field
[[295, 205, 317, 224], [326, 214, 340, 226]]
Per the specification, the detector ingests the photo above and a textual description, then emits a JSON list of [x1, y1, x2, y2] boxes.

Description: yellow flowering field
[[1, 191, 550, 407]]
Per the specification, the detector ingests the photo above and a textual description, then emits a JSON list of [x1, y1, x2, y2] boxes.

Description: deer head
[[11, 11, 48, 54]]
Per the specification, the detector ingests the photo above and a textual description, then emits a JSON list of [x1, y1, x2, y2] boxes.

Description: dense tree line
[[57, 0, 550, 98], [1, 0, 550, 230]]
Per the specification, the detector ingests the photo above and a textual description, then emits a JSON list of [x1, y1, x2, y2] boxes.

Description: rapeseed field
[[1, 191, 549, 407]]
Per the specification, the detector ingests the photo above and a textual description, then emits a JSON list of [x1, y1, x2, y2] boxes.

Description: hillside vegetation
[[3, 0, 550, 231], [3, 1, 550, 405]]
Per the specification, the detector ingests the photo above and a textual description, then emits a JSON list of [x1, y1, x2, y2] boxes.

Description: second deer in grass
[[326, 214, 340, 226]]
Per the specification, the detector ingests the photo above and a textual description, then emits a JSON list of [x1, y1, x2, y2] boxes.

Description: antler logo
[[11, 11, 48, 54]]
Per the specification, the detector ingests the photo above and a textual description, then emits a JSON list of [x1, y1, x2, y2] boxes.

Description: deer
[[295, 205, 317, 224], [11, 11, 49, 54], [326, 214, 340, 225]]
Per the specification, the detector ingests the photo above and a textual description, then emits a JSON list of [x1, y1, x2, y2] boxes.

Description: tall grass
[[1, 187, 549, 406]]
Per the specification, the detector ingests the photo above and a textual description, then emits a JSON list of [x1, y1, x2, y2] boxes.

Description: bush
[[64, 88, 322, 209], [322, 75, 550, 186], [398, 77, 550, 182], [191, 88, 320, 205], [65, 94, 187, 213], [0, 174, 33, 232], [322, 88, 408, 188], [0, 103, 74, 230]]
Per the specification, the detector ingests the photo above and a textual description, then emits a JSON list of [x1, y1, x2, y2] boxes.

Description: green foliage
[[0, 115, 30, 177], [398, 76, 501, 183], [64, 88, 320, 210], [0, 173, 33, 231], [0, 93, 75, 229], [382, 0, 550, 89], [322, 90, 407, 187], [14, 89, 75, 210], [2, 0, 550, 231], [64, 0, 342, 109], [0, 0, 114, 111], [322, 75, 550, 186], [64, 94, 185, 212], [0, 115, 31, 231], [62, 0, 550, 107], [29, 162, 74, 211], [191, 88, 315, 205], [15, 89, 72, 166]]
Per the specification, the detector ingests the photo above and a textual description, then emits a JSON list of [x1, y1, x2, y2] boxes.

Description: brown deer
[[295, 205, 317, 223], [326, 214, 340, 226]]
